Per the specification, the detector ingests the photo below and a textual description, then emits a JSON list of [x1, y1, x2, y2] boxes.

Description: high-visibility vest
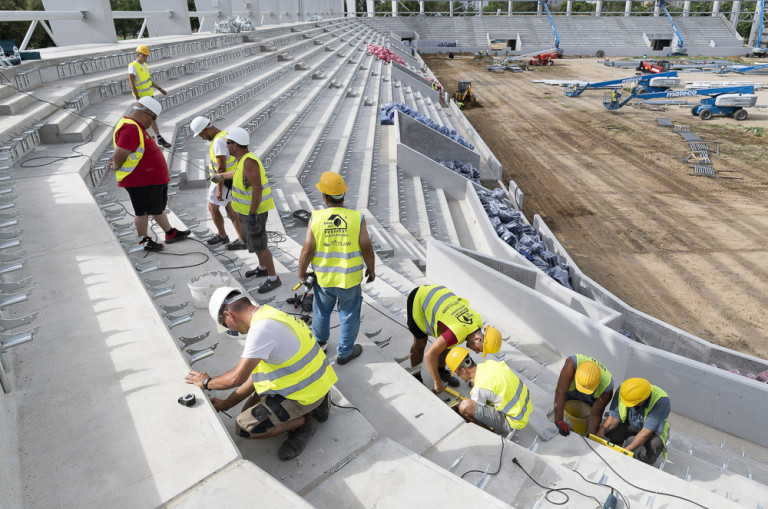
[[618, 384, 670, 457], [112, 117, 145, 182], [231, 152, 274, 215], [411, 285, 482, 344], [311, 207, 363, 289], [208, 131, 236, 178], [472, 360, 532, 430], [130, 61, 153, 98], [250, 305, 337, 405], [567, 354, 613, 401]]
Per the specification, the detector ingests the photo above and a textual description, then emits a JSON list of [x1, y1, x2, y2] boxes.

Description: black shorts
[[407, 287, 428, 339], [126, 184, 168, 216], [239, 211, 268, 252]]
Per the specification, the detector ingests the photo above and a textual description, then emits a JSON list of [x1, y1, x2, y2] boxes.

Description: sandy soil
[[423, 54, 768, 360]]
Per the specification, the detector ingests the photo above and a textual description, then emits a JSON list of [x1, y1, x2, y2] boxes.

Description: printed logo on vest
[[323, 214, 348, 233]]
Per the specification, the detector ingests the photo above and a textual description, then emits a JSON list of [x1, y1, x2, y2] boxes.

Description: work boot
[[156, 135, 171, 149], [337, 344, 362, 365], [165, 228, 191, 243], [206, 235, 229, 245], [245, 266, 268, 278], [226, 239, 246, 250], [311, 393, 331, 423], [140, 236, 164, 251], [278, 415, 318, 461], [257, 277, 282, 293], [438, 367, 460, 388]]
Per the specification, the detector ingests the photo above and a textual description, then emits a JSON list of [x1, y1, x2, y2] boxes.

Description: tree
[[0, 0, 54, 50]]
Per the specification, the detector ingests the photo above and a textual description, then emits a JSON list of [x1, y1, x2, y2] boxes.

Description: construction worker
[[297, 172, 375, 364], [128, 45, 171, 148], [109, 97, 190, 251], [189, 116, 246, 251], [211, 127, 280, 292], [596, 377, 670, 465], [407, 284, 501, 393], [185, 287, 337, 460], [446, 347, 532, 435], [553, 355, 614, 436], [610, 88, 620, 106]]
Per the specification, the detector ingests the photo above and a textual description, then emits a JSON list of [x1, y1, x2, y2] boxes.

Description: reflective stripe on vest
[[473, 360, 532, 430], [131, 61, 153, 97], [208, 131, 236, 177], [311, 207, 363, 289], [618, 384, 670, 457], [250, 305, 337, 405], [567, 354, 613, 400], [231, 152, 275, 215], [411, 285, 482, 343], [112, 117, 145, 182]]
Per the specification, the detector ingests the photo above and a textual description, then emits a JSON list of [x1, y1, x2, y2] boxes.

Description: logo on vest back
[[323, 214, 348, 236]]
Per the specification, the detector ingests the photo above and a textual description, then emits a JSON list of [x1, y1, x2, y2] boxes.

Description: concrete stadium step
[[0, 91, 36, 116], [38, 108, 99, 143], [349, 59, 383, 212], [447, 198, 489, 253], [430, 187, 461, 245]]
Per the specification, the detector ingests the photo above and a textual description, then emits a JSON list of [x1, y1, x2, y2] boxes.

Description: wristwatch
[[202, 377, 211, 390]]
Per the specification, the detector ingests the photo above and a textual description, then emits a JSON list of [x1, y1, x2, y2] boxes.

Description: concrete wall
[[391, 62, 439, 103], [396, 144, 473, 201], [0, 390, 21, 509], [42, 0, 117, 46], [448, 100, 503, 180], [395, 110, 480, 168]]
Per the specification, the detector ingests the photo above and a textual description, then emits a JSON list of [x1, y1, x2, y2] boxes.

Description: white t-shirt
[[127, 63, 139, 76], [242, 317, 300, 364], [212, 135, 228, 159], [471, 387, 502, 408]]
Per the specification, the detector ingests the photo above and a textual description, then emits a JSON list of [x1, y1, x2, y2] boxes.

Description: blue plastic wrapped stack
[[435, 158, 481, 184], [438, 42, 458, 47], [379, 102, 475, 150]]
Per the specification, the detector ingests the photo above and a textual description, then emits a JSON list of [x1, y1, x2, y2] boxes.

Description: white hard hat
[[190, 116, 211, 137], [226, 126, 250, 147], [136, 96, 162, 117], [209, 286, 241, 333]]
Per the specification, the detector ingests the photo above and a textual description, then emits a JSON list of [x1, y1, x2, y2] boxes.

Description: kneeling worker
[[596, 377, 670, 465], [407, 284, 501, 393], [447, 347, 532, 435], [185, 287, 337, 460], [553, 354, 613, 436]]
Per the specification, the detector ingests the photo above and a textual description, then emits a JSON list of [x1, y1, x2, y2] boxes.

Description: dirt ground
[[423, 54, 768, 361]]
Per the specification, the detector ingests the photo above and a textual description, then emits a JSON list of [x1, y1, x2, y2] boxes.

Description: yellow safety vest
[[231, 152, 274, 215], [472, 360, 532, 430], [311, 207, 363, 289], [567, 354, 613, 400], [112, 117, 145, 182], [250, 305, 337, 405], [411, 285, 483, 344], [130, 61, 153, 98], [208, 131, 236, 178], [618, 384, 670, 457]]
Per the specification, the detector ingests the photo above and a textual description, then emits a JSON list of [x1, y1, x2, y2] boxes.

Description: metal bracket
[[365, 328, 382, 338], [186, 342, 218, 355], [0, 312, 37, 331], [178, 331, 210, 348], [166, 311, 194, 328], [188, 345, 217, 365], [0, 329, 36, 393], [0, 229, 22, 239], [160, 301, 189, 315], [143, 276, 170, 286], [151, 286, 175, 299], [0, 250, 26, 263]]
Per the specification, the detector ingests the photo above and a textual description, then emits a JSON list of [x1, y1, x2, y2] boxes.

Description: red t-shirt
[[115, 118, 170, 188], [438, 321, 459, 347]]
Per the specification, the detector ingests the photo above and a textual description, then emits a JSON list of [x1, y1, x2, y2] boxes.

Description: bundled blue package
[[491, 188, 507, 200], [546, 266, 572, 289], [541, 250, 559, 267], [532, 256, 549, 271], [490, 216, 502, 228], [500, 231, 516, 244], [620, 329, 637, 341]]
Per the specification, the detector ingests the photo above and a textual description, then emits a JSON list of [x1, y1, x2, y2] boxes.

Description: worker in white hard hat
[[128, 45, 170, 148], [553, 355, 614, 436], [297, 171, 376, 365], [189, 116, 246, 251], [596, 377, 670, 465], [445, 347, 532, 435], [109, 97, 190, 251], [210, 127, 280, 292], [185, 287, 337, 461]]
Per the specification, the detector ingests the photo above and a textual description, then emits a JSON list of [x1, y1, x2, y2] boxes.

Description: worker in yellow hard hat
[[553, 355, 614, 436], [596, 377, 670, 465], [407, 284, 501, 393], [128, 44, 171, 148], [446, 347, 532, 436]]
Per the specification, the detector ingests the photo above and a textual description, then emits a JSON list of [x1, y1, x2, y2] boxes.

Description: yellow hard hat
[[446, 346, 471, 375], [315, 171, 347, 196], [482, 326, 501, 358], [136, 45, 150, 55], [574, 360, 601, 394], [619, 378, 651, 407]]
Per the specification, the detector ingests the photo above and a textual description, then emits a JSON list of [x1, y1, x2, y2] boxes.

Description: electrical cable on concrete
[[511, 456, 604, 508], [570, 466, 630, 509], [330, 398, 360, 413], [363, 300, 409, 331], [460, 434, 505, 479]]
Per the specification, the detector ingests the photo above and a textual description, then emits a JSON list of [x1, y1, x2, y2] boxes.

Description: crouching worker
[[185, 287, 337, 460], [553, 354, 613, 436], [447, 347, 532, 436], [596, 377, 670, 465]]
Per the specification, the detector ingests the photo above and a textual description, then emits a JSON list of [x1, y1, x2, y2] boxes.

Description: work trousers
[[606, 422, 665, 465], [312, 282, 362, 360]]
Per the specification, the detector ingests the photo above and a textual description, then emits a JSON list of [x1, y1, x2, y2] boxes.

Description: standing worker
[[553, 354, 613, 436], [212, 127, 280, 292], [297, 172, 375, 365], [407, 284, 501, 393], [109, 97, 190, 250], [446, 347, 532, 435], [128, 45, 171, 148], [189, 116, 246, 251], [185, 287, 337, 460], [596, 377, 670, 465], [610, 88, 620, 107]]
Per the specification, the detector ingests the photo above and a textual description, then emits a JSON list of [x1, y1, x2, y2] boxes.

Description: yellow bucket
[[563, 400, 591, 436]]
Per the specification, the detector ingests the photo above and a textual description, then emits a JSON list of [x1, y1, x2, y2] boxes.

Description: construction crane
[[657, 0, 687, 56], [748, 0, 767, 57], [604, 85, 757, 120], [539, 0, 563, 57], [564, 71, 680, 97]]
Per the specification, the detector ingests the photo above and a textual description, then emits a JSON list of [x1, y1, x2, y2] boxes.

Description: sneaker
[[165, 228, 191, 243], [245, 267, 269, 278], [257, 277, 281, 293], [156, 135, 171, 149], [206, 235, 229, 245], [439, 367, 460, 388], [277, 415, 318, 461], [337, 344, 362, 365], [226, 239, 246, 251], [311, 393, 331, 423], [140, 236, 164, 251]]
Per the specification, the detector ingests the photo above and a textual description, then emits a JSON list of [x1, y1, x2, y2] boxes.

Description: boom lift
[[540, 0, 563, 58], [565, 71, 680, 97], [603, 85, 757, 120], [657, 0, 687, 56]]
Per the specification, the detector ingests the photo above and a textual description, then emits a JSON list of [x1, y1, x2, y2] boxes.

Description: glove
[[209, 173, 223, 184], [555, 419, 571, 437], [246, 213, 258, 226]]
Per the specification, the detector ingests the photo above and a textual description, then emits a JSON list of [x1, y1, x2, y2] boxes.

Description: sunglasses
[[226, 140, 235, 145], [218, 293, 244, 327]]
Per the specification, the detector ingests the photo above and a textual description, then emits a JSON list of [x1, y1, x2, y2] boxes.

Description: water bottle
[[12, 46, 20, 60]]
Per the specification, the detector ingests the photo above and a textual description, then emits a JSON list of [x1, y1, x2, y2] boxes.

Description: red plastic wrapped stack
[[367, 44, 405, 65]]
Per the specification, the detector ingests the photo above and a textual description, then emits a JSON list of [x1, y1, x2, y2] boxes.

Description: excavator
[[453, 81, 474, 108], [604, 85, 757, 120]]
